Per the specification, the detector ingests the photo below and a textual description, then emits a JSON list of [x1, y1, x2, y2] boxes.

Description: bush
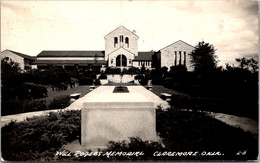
[[48, 95, 71, 109], [105, 67, 121, 74], [134, 74, 144, 80], [2, 110, 81, 161], [23, 100, 47, 112], [54, 83, 68, 90], [99, 73, 107, 79], [93, 79, 101, 85], [1, 100, 24, 116], [23, 82, 47, 99], [78, 77, 93, 85], [1, 108, 258, 161], [2, 100, 47, 116]]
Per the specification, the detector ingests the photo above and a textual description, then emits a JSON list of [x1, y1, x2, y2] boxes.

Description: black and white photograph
[[1, 0, 259, 161]]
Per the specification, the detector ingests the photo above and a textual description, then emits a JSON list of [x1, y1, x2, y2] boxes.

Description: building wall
[[133, 61, 152, 69], [105, 26, 138, 61], [1, 50, 25, 70], [108, 48, 135, 67], [160, 41, 194, 71], [37, 57, 104, 60]]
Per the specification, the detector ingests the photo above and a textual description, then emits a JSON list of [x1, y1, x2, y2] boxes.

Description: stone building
[[159, 40, 195, 71], [2, 26, 195, 71], [1, 49, 36, 70]]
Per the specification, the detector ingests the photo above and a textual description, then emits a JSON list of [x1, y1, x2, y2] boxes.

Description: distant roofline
[[37, 50, 105, 57], [1, 49, 36, 60], [159, 40, 194, 51], [104, 26, 139, 39]]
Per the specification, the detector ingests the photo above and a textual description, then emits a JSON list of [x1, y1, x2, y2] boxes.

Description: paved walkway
[[213, 113, 258, 139], [1, 86, 258, 139]]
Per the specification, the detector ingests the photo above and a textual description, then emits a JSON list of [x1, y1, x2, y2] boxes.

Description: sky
[[1, 0, 258, 66]]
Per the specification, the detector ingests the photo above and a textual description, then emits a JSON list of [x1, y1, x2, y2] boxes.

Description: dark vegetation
[[105, 67, 140, 75], [148, 41, 258, 120], [2, 95, 71, 116], [2, 108, 257, 161], [1, 58, 100, 115]]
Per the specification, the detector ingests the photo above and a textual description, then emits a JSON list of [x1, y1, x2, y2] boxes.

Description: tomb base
[[81, 102, 156, 149]]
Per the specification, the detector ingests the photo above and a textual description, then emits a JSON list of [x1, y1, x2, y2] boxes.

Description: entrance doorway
[[116, 54, 127, 67]]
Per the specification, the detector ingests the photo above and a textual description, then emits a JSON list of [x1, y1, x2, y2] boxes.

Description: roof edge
[[159, 40, 194, 51]]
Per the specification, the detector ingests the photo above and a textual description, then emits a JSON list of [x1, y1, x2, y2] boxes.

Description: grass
[[37, 85, 93, 106], [150, 85, 191, 99], [150, 85, 258, 120], [1, 108, 258, 161]]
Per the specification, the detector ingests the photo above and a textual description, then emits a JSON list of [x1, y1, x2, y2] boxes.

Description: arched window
[[125, 37, 129, 47], [120, 35, 124, 42], [114, 37, 118, 47]]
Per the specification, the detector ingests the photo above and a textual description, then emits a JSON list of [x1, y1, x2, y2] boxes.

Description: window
[[174, 51, 177, 66], [114, 37, 118, 47], [184, 52, 186, 66], [120, 35, 124, 42], [125, 37, 129, 47], [179, 51, 182, 65]]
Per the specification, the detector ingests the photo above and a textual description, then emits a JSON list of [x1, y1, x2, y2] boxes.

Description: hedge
[[78, 77, 93, 85], [2, 100, 47, 116], [48, 95, 71, 109]]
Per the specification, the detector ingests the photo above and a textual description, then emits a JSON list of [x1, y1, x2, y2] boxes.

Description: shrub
[[1, 100, 47, 116], [23, 82, 47, 99], [54, 83, 68, 90], [78, 77, 93, 85], [1, 100, 24, 116], [99, 73, 107, 79], [105, 67, 121, 74], [2, 110, 81, 161], [23, 100, 47, 112], [48, 95, 71, 109], [134, 74, 144, 80], [93, 79, 101, 85]]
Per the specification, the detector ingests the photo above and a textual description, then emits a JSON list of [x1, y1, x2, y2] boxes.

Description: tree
[[141, 64, 146, 74], [189, 41, 218, 74], [152, 52, 160, 68], [235, 57, 258, 73], [1, 57, 22, 87]]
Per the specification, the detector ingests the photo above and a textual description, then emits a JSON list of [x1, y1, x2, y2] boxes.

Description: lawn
[[150, 85, 258, 120], [37, 85, 93, 106], [150, 85, 192, 99], [1, 108, 258, 161]]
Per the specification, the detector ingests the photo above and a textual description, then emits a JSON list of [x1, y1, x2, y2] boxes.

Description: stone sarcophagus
[[81, 86, 157, 150]]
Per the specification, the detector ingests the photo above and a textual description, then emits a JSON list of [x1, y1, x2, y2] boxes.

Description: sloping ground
[[1, 86, 169, 127], [1, 86, 258, 141]]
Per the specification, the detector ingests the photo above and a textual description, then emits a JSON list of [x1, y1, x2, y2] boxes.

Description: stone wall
[[107, 74, 136, 83], [160, 40, 194, 71], [105, 26, 139, 61]]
